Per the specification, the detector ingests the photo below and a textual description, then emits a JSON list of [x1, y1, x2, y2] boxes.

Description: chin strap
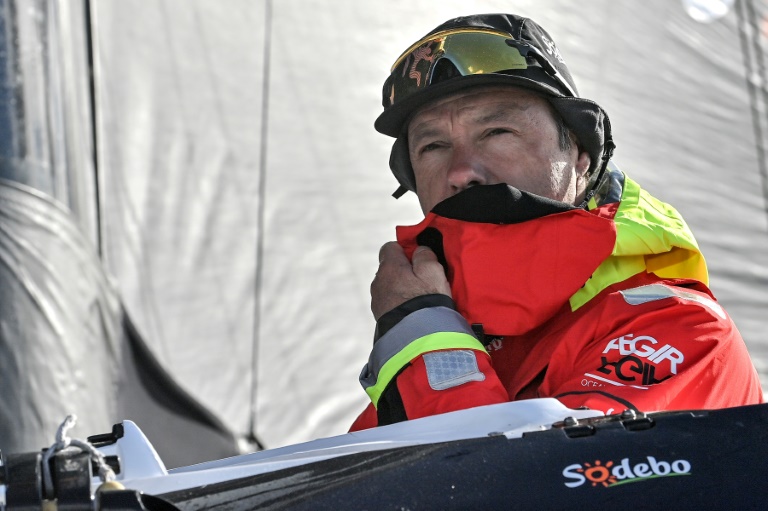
[[392, 185, 409, 198], [577, 134, 616, 210], [576, 168, 605, 210]]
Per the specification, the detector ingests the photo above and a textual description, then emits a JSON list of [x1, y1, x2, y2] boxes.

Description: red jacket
[[352, 170, 763, 431]]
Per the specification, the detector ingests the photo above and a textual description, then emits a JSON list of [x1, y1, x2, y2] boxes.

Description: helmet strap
[[389, 134, 418, 198], [392, 185, 408, 199], [577, 135, 616, 210]]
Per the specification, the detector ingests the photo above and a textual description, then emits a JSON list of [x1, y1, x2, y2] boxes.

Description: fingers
[[371, 243, 404, 320], [412, 246, 452, 296], [378, 241, 408, 265], [411, 245, 438, 264], [370, 242, 451, 320]]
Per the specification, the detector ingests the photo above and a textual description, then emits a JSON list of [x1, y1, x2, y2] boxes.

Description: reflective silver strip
[[359, 306, 476, 391], [424, 350, 485, 390], [620, 283, 725, 319]]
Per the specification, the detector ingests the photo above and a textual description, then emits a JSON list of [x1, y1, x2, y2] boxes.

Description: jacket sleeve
[[350, 297, 508, 431], [540, 282, 764, 415]]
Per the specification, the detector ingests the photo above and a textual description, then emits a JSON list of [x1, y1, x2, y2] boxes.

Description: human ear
[[574, 150, 592, 199], [576, 150, 591, 178]]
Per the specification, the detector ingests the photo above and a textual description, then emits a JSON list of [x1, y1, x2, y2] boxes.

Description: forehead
[[406, 86, 552, 131]]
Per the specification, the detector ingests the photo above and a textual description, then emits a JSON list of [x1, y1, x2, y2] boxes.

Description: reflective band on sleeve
[[359, 307, 485, 407], [424, 350, 485, 390], [620, 283, 725, 319]]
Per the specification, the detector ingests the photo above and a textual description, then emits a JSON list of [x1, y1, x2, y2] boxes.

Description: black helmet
[[375, 13, 615, 199]]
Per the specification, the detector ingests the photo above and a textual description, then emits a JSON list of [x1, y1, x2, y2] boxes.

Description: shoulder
[[613, 282, 725, 319], [590, 279, 738, 347], [567, 279, 745, 371], [558, 274, 732, 339], [551, 278, 741, 369], [583, 278, 730, 329]]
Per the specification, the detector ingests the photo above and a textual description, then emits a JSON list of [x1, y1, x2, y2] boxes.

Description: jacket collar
[[396, 164, 707, 336]]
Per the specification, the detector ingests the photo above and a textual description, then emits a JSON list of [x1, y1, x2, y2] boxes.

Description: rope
[[84, 0, 103, 257], [41, 415, 116, 499], [735, 0, 768, 226], [247, 0, 272, 452]]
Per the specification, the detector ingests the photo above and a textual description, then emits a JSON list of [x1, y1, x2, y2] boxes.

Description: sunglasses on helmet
[[383, 28, 577, 109]]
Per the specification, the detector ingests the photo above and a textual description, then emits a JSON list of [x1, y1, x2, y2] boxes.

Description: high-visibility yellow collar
[[570, 165, 707, 310]]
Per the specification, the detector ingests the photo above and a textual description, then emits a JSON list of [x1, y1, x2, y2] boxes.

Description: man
[[351, 13, 762, 431]]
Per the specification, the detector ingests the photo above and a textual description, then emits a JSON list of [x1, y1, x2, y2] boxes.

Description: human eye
[[422, 142, 443, 152], [484, 127, 512, 137], [417, 141, 447, 155]]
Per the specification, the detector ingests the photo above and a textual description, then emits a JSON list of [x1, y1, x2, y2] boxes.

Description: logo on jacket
[[563, 456, 692, 488], [584, 334, 685, 388]]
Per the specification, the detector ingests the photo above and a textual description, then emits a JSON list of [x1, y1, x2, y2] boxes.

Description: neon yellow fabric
[[569, 174, 708, 310], [366, 332, 486, 408]]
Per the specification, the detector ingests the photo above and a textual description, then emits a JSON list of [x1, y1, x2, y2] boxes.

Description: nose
[[446, 146, 486, 192]]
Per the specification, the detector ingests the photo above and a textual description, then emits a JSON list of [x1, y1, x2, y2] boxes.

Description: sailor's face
[[407, 86, 591, 214]]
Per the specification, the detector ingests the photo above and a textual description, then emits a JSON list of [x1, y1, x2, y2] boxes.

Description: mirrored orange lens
[[386, 29, 530, 107]]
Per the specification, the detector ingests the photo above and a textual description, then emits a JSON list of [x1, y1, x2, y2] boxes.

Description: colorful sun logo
[[576, 460, 618, 487]]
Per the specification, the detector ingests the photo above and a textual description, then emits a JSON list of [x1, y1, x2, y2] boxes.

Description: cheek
[[483, 139, 570, 194], [412, 163, 431, 192], [415, 172, 442, 211], [412, 152, 449, 188]]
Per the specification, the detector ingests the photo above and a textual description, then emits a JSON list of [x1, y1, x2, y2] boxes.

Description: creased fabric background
[[91, 0, 768, 451]]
